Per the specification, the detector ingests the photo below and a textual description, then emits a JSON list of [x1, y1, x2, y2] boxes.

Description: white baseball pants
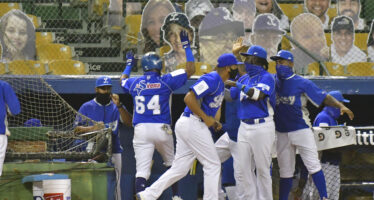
[[112, 153, 122, 200], [0, 134, 7, 176], [215, 132, 245, 200], [140, 115, 221, 200], [237, 120, 275, 200], [276, 128, 322, 178], [133, 123, 175, 179]]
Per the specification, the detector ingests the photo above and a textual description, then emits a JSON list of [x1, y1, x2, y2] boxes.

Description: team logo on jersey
[[209, 92, 224, 108], [276, 94, 296, 105], [134, 80, 161, 95]]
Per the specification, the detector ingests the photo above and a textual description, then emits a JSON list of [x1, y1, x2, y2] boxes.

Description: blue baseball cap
[[96, 76, 112, 87], [24, 118, 42, 127], [328, 91, 350, 103], [240, 45, 267, 60], [217, 53, 243, 67], [270, 50, 294, 62]]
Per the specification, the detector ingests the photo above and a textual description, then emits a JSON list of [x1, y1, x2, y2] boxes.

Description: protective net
[[1, 74, 111, 161]]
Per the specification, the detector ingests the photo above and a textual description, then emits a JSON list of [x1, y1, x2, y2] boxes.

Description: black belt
[[241, 118, 265, 125]]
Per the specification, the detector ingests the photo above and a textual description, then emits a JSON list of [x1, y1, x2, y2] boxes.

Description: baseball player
[[270, 50, 354, 200], [214, 54, 247, 199], [74, 76, 132, 200], [225, 45, 276, 200], [0, 80, 20, 176], [121, 30, 195, 197], [136, 53, 240, 200]]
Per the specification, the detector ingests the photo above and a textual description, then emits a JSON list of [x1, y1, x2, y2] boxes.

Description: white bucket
[[33, 181, 44, 200], [43, 179, 71, 200]]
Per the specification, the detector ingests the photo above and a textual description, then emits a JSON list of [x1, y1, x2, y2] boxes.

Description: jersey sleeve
[[162, 69, 188, 91], [121, 77, 136, 94], [302, 79, 327, 107], [253, 73, 275, 96], [230, 87, 240, 100], [3, 82, 20, 115], [190, 75, 214, 99], [74, 104, 89, 127]]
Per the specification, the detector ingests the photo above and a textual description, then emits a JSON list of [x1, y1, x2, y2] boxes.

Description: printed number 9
[[135, 95, 160, 115]]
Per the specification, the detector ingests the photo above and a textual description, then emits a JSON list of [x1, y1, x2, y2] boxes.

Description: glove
[[122, 51, 135, 76], [180, 30, 194, 62]]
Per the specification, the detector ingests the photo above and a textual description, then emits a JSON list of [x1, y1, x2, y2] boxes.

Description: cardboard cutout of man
[[232, 0, 256, 44], [199, 7, 245, 66], [331, 16, 367, 66], [290, 13, 329, 75], [185, 0, 214, 30], [255, 0, 290, 30], [337, 0, 365, 30], [305, 0, 332, 30]]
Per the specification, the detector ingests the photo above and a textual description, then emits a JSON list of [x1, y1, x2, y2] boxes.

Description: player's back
[[123, 70, 188, 125]]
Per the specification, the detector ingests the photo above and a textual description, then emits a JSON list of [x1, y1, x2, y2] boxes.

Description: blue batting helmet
[[141, 52, 162, 72]]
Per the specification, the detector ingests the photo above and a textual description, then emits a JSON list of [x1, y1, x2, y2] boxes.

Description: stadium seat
[[0, 63, 6, 74], [175, 62, 212, 76], [27, 14, 42, 29], [0, 3, 21, 17], [159, 45, 171, 58], [48, 59, 87, 75], [308, 62, 321, 76], [36, 43, 74, 63], [268, 61, 276, 74], [327, 4, 337, 20], [92, 0, 110, 17], [325, 62, 346, 76], [35, 32, 55, 45], [124, 15, 142, 45], [278, 3, 304, 21], [346, 62, 374, 76], [8, 60, 47, 75], [281, 33, 292, 51]]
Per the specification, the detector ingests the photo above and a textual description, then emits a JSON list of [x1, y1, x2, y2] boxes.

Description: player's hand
[[224, 80, 237, 87], [232, 37, 246, 55], [111, 93, 120, 105], [341, 106, 354, 120], [93, 122, 105, 130], [213, 121, 222, 132], [180, 30, 190, 49]]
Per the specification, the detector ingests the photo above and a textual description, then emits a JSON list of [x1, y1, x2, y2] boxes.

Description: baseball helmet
[[141, 52, 162, 72]]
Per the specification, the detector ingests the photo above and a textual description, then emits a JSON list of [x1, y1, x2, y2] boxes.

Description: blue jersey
[[274, 75, 327, 132], [230, 71, 276, 120], [75, 99, 122, 153], [313, 109, 337, 127], [0, 81, 20, 135], [122, 70, 187, 125], [184, 71, 224, 117]]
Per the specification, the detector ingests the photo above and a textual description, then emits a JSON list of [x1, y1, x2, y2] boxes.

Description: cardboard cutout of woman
[[0, 9, 35, 62], [141, 0, 175, 53]]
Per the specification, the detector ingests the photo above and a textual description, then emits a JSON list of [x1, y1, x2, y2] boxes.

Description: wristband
[[122, 65, 132, 76], [184, 47, 194, 62], [251, 88, 260, 100]]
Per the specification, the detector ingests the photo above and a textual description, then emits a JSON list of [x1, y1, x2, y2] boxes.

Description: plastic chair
[[27, 14, 42, 29], [0, 3, 21, 17], [36, 32, 55, 46], [124, 15, 142, 45], [36, 44, 73, 63], [0, 63, 6, 74], [327, 5, 337, 21], [346, 62, 374, 76], [268, 61, 276, 74], [325, 62, 346, 76], [8, 60, 47, 75], [93, 0, 110, 17], [308, 62, 321, 76], [48, 59, 87, 75], [278, 3, 303, 21]]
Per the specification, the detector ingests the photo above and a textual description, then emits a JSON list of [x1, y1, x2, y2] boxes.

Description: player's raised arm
[[111, 94, 132, 127], [120, 51, 135, 82], [322, 94, 354, 120], [180, 30, 195, 78]]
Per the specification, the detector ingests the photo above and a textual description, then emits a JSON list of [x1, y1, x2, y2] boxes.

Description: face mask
[[96, 93, 111, 105], [229, 68, 239, 80], [276, 64, 294, 79], [325, 106, 341, 119], [245, 63, 264, 77]]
